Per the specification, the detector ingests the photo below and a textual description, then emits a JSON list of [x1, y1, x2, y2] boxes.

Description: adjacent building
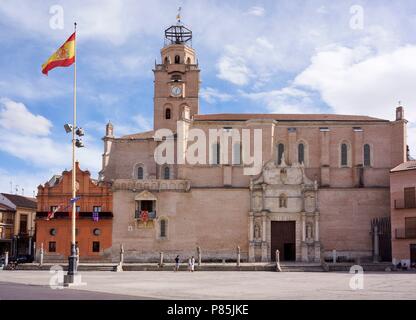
[[98, 21, 408, 263], [36, 163, 113, 261], [0, 193, 37, 257], [390, 160, 416, 267]]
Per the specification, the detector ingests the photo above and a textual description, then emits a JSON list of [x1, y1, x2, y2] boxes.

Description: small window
[[93, 206, 102, 213], [93, 228, 101, 236], [165, 108, 171, 120], [175, 55, 180, 64], [164, 166, 170, 180], [76, 206, 81, 213], [171, 74, 182, 81], [341, 143, 348, 166], [364, 144, 371, 167], [137, 166, 144, 179], [232, 143, 242, 165], [186, 57, 191, 64], [404, 187, 416, 209], [277, 143, 284, 165], [298, 143, 305, 164], [50, 228, 57, 236], [160, 219, 167, 238], [164, 56, 169, 65], [48, 241, 56, 253], [92, 241, 100, 253]]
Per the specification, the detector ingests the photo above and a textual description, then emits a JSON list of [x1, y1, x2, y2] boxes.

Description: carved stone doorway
[[271, 221, 296, 261]]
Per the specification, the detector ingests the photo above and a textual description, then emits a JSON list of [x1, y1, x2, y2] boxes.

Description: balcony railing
[[113, 179, 191, 192], [394, 199, 416, 209], [395, 228, 416, 239], [135, 210, 157, 220]]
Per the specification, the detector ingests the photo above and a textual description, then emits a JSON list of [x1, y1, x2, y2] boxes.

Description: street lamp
[[63, 121, 85, 285]]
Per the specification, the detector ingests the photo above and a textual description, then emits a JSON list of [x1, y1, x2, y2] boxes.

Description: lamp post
[[63, 22, 85, 285]]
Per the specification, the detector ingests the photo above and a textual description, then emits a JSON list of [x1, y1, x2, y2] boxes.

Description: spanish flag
[[42, 32, 75, 75]]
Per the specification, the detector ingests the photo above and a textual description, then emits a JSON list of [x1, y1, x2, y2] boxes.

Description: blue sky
[[1, 0, 416, 195]]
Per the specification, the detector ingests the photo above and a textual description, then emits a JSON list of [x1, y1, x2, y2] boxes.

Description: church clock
[[170, 85, 182, 97]]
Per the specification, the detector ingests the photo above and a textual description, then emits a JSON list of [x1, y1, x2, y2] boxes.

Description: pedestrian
[[174, 255, 180, 272], [191, 255, 195, 272]]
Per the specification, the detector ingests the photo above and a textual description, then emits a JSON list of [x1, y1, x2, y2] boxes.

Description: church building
[[99, 20, 408, 263]]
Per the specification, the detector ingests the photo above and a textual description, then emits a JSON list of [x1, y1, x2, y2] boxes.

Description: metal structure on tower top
[[164, 8, 192, 46]]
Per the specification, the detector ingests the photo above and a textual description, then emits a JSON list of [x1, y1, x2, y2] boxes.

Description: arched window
[[341, 143, 348, 166], [298, 143, 305, 164], [279, 194, 287, 208], [160, 219, 167, 238], [163, 166, 170, 180], [171, 74, 182, 81], [137, 167, 144, 180], [164, 56, 169, 65], [175, 55, 180, 64], [364, 144, 371, 167], [165, 108, 171, 120], [277, 143, 285, 165], [186, 57, 191, 64]]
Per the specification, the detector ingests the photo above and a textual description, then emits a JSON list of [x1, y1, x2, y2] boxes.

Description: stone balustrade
[[112, 179, 191, 192]]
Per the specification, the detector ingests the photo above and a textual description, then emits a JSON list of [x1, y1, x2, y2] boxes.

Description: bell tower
[[153, 18, 200, 132]]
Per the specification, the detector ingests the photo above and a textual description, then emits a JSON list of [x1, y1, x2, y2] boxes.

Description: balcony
[[394, 199, 416, 209], [113, 179, 191, 192], [135, 210, 157, 220], [395, 228, 416, 239]]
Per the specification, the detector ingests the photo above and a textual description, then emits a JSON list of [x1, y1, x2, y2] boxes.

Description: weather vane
[[176, 6, 182, 24]]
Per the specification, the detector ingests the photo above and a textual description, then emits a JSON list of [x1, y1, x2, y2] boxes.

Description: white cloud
[[241, 87, 321, 114], [0, 98, 52, 136], [0, 98, 101, 173], [217, 50, 252, 86], [132, 114, 152, 132], [294, 45, 416, 122], [200, 87, 234, 104], [246, 6, 265, 17]]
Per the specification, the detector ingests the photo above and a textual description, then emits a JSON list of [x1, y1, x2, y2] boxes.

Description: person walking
[[174, 255, 180, 272]]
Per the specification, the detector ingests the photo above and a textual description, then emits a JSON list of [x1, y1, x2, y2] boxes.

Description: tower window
[[186, 57, 191, 64], [165, 108, 171, 120], [171, 74, 181, 81], [137, 166, 144, 179], [175, 55, 180, 64], [164, 57, 169, 65], [341, 143, 348, 166], [163, 166, 170, 180], [277, 143, 284, 165], [363, 144, 371, 167], [298, 143, 305, 164]]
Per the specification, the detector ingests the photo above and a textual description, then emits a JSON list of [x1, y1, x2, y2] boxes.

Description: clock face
[[171, 85, 182, 97]]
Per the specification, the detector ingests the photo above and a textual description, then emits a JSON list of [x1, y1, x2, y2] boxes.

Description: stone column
[[197, 246, 201, 267], [76, 246, 80, 268], [314, 213, 319, 242], [237, 246, 241, 267], [373, 225, 380, 263], [159, 251, 164, 267], [261, 213, 268, 262], [4, 251, 8, 267], [301, 213, 306, 242], [248, 213, 255, 262], [39, 243, 44, 266]]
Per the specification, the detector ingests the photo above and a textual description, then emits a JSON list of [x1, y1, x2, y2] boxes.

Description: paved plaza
[[0, 270, 415, 300]]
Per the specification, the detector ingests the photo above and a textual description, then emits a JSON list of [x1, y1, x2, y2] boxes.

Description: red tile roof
[[391, 161, 416, 172], [121, 130, 154, 139], [193, 113, 388, 122], [1, 193, 37, 209]]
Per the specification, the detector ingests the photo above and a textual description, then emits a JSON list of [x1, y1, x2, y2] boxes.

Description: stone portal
[[249, 158, 321, 262]]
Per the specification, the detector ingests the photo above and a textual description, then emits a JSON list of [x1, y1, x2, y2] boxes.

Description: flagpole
[[66, 21, 78, 284]]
